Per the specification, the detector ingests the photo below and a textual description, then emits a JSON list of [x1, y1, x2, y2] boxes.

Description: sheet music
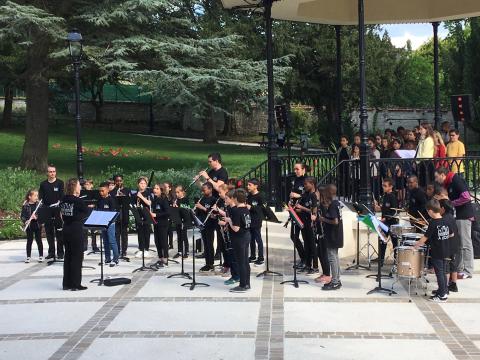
[[84, 210, 118, 227]]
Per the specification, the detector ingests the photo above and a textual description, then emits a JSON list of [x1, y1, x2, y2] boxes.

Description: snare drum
[[396, 246, 426, 278], [401, 233, 423, 246], [390, 224, 415, 237]]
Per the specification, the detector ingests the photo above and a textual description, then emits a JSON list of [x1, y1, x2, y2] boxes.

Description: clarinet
[[223, 207, 232, 251], [283, 197, 300, 228]]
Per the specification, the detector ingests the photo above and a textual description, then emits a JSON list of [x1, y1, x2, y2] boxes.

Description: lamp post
[[67, 29, 84, 182]]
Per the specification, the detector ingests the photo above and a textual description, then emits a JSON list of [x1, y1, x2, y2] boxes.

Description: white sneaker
[[38, 256, 43, 263], [24, 257, 30, 263]]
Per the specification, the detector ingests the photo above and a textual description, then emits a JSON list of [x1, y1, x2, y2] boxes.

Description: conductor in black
[[39, 165, 65, 260], [60, 178, 89, 291]]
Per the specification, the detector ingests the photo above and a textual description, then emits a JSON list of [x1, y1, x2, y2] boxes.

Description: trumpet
[[187, 167, 209, 189]]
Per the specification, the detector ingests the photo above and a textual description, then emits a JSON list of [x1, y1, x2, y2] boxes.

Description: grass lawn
[[0, 125, 280, 179]]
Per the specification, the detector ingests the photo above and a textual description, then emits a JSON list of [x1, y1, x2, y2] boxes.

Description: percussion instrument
[[401, 233, 423, 247], [390, 224, 415, 237], [396, 246, 426, 278]]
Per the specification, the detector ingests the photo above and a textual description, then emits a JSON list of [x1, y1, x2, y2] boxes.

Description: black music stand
[[281, 215, 308, 288], [181, 210, 209, 290], [367, 236, 397, 296], [84, 210, 119, 286], [257, 205, 283, 277], [346, 203, 371, 271], [168, 223, 192, 280], [130, 205, 157, 273]]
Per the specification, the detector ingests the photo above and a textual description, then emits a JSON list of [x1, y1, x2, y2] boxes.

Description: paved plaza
[[0, 218, 479, 360]]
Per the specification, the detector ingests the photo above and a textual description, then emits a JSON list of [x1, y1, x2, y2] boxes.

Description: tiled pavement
[[0, 220, 480, 360]]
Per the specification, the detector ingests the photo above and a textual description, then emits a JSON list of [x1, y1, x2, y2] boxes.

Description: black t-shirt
[[381, 192, 398, 226], [424, 217, 453, 259], [442, 213, 460, 257], [230, 206, 251, 238], [177, 197, 192, 227], [196, 195, 217, 228], [207, 167, 228, 196], [97, 196, 116, 211], [60, 195, 89, 225], [152, 195, 170, 226], [323, 200, 343, 248], [298, 191, 317, 224], [39, 179, 65, 206], [291, 175, 305, 197], [447, 174, 474, 219], [408, 187, 428, 220], [247, 192, 264, 229]]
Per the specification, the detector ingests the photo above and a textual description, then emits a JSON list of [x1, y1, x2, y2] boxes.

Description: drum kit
[[389, 219, 430, 299]]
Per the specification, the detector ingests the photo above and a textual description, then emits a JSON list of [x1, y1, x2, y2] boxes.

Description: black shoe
[[214, 253, 221, 261], [254, 259, 264, 266], [92, 247, 100, 252], [293, 261, 305, 269], [183, 253, 189, 259], [322, 282, 342, 291], [248, 256, 256, 263], [57, 254, 64, 260], [297, 266, 307, 273], [168, 245, 174, 250], [173, 253, 182, 259], [448, 282, 458, 293], [432, 289, 449, 296], [45, 254, 55, 260], [199, 265, 214, 273], [195, 253, 205, 259], [71, 285, 87, 291], [155, 261, 164, 269], [63, 286, 71, 291], [245, 285, 251, 290], [229, 286, 247, 293]]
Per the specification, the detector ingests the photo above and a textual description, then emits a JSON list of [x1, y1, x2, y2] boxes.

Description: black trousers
[[232, 234, 251, 288], [115, 220, 129, 255], [136, 223, 151, 251], [201, 226, 215, 266], [63, 222, 84, 289], [44, 210, 64, 257], [168, 223, 174, 248], [176, 224, 189, 254], [249, 227, 264, 259], [290, 224, 305, 262], [26, 226, 43, 257], [302, 225, 316, 269], [154, 225, 169, 259], [316, 234, 330, 276], [215, 224, 227, 262]]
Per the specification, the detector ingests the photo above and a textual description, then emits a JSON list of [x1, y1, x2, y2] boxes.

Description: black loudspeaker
[[103, 277, 131, 286], [451, 94, 475, 127]]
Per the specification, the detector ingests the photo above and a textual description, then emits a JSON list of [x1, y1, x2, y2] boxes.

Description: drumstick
[[412, 223, 426, 233], [417, 211, 429, 226]]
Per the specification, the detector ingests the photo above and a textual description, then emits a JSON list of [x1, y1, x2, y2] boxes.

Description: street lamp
[[67, 29, 84, 182]]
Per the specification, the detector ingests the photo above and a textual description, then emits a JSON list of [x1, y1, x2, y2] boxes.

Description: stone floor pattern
[[0, 220, 479, 360]]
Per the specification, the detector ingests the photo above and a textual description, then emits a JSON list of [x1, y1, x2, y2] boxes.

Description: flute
[[187, 167, 209, 189], [23, 200, 43, 232]]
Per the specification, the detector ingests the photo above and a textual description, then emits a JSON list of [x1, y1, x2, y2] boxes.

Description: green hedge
[[0, 165, 204, 239]]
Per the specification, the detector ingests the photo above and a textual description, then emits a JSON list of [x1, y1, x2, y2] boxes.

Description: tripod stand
[[257, 215, 282, 277], [281, 223, 308, 288], [182, 212, 209, 290], [346, 217, 371, 271], [168, 224, 191, 280], [367, 236, 396, 296]]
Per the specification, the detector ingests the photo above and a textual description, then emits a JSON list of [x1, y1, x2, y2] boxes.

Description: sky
[[382, 23, 449, 49]]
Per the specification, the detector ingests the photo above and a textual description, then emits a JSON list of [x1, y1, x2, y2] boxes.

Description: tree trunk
[[203, 107, 218, 143], [19, 45, 49, 172], [1, 85, 13, 128]]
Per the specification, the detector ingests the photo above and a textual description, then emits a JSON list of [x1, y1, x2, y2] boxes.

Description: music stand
[[346, 203, 371, 271], [168, 221, 192, 280], [167, 206, 181, 264], [281, 207, 308, 288], [84, 210, 119, 286], [130, 205, 157, 273], [181, 209, 209, 290], [39, 204, 65, 266], [257, 205, 283, 277]]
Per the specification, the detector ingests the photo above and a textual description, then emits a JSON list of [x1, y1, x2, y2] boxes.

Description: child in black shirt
[[224, 189, 251, 293], [195, 182, 217, 272], [374, 178, 398, 266], [97, 182, 119, 267], [247, 178, 265, 266], [151, 183, 170, 268], [319, 184, 343, 290], [415, 199, 453, 302], [173, 185, 191, 259], [294, 177, 318, 275], [21, 189, 43, 263]]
